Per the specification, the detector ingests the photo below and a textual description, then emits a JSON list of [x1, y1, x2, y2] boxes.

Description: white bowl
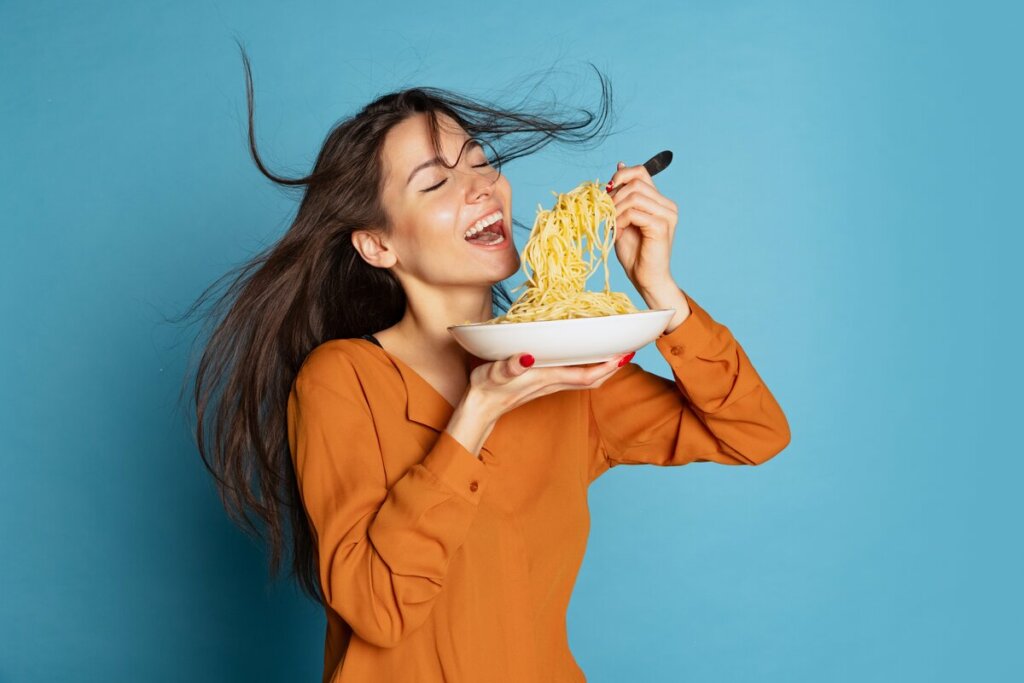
[[447, 309, 676, 367]]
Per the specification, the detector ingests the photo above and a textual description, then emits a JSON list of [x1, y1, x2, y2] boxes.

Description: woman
[[181, 47, 790, 683]]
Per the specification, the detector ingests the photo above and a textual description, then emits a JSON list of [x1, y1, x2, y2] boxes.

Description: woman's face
[[366, 112, 518, 289]]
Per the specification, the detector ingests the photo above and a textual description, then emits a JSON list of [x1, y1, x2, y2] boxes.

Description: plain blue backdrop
[[2, 1, 1021, 681]]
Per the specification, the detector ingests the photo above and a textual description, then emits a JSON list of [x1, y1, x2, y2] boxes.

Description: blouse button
[[670, 346, 683, 356], [469, 481, 479, 492]]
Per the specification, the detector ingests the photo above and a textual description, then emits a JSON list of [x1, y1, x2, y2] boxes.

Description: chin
[[499, 254, 520, 279], [474, 258, 519, 289]]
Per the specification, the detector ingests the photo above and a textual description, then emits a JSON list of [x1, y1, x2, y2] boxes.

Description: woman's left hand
[[606, 160, 678, 295]]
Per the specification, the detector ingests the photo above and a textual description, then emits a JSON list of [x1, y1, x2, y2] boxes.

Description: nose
[[465, 166, 496, 200]]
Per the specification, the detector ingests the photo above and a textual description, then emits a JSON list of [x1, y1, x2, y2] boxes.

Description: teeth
[[464, 211, 503, 239]]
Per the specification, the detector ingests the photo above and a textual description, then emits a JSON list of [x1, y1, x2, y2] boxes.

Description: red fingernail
[[606, 181, 613, 191], [520, 354, 535, 368], [617, 351, 636, 367]]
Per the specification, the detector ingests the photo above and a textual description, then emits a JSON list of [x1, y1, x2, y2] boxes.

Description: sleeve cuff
[[653, 290, 719, 363], [420, 430, 490, 505]]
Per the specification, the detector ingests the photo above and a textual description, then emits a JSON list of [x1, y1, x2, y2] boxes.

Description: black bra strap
[[359, 333, 382, 348]]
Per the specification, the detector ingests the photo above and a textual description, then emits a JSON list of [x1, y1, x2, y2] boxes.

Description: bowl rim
[[446, 307, 675, 331]]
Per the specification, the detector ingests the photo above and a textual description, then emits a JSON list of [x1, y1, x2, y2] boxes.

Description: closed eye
[[421, 163, 493, 193]]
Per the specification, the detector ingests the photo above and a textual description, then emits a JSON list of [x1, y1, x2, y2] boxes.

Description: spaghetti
[[482, 179, 639, 324]]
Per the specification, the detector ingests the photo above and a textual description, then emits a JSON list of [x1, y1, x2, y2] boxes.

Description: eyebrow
[[405, 139, 484, 187]]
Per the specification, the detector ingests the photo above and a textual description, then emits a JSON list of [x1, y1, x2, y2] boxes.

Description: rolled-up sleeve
[[287, 349, 489, 647], [586, 289, 791, 481]]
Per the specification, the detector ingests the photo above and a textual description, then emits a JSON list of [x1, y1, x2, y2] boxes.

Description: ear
[[351, 228, 397, 269]]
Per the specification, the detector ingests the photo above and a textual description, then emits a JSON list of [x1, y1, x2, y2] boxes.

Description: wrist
[[459, 386, 501, 427], [639, 280, 682, 309], [447, 392, 498, 459], [639, 282, 691, 333]]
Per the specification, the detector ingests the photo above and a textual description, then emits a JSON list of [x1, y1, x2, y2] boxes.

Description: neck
[[385, 284, 494, 363]]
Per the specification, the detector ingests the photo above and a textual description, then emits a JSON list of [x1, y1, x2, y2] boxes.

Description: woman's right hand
[[469, 350, 635, 421]]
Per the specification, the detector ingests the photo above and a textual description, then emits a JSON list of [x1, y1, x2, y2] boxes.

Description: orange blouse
[[286, 289, 790, 683]]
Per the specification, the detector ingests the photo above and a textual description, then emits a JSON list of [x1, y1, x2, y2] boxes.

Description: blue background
[[2, 1, 1020, 681]]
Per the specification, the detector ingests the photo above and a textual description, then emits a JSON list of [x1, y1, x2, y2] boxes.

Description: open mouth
[[464, 212, 507, 247]]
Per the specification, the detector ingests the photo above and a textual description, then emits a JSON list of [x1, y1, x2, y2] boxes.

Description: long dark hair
[[172, 42, 617, 606]]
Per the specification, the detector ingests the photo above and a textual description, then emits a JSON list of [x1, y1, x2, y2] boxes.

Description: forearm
[[588, 289, 790, 467], [291, 372, 491, 647]]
